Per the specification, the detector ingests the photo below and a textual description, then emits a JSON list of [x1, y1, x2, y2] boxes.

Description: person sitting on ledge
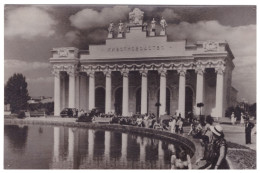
[[153, 119, 163, 130], [209, 124, 228, 169], [171, 146, 192, 169]]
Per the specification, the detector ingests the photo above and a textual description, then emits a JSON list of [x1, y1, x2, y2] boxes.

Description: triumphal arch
[[50, 8, 236, 118]]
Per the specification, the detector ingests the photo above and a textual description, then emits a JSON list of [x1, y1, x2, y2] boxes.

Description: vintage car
[[60, 108, 78, 118]]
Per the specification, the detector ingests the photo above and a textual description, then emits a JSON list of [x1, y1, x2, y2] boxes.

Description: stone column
[[68, 70, 76, 108], [140, 70, 148, 114], [195, 68, 205, 115], [87, 71, 95, 110], [177, 69, 186, 118], [104, 70, 112, 114], [158, 68, 167, 116], [53, 70, 61, 116], [60, 73, 66, 111], [121, 70, 129, 116], [212, 68, 225, 118], [75, 75, 80, 109]]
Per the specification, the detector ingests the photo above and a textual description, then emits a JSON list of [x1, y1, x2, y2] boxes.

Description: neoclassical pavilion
[[50, 8, 236, 118]]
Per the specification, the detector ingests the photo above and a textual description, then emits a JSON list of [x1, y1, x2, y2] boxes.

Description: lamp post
[[155, 102, 161, 120], [197, 102, 204, 118]]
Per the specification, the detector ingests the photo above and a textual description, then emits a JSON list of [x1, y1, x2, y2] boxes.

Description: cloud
[[5, 6, 57, 39], [65, 30, 81, 44], [4, 59, 50, 72], [69, 6, 131, 30], [160, 8, 180, 22], [27, 77, 53, 83], [166, 20, 256, 102]]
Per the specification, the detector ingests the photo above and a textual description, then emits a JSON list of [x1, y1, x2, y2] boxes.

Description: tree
[[4, 73, 30, 113]]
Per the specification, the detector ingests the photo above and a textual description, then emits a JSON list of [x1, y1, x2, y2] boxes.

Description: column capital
[[87, 70, 95, 78], [195, 68, 205, 76], [139, 69, 148, 77], [52, 69, 60, 78], [60, 72, 67, 79], [158, 68, 167, 77], [103, 69, 112, 78], [177, 69, 186, 77], [215, 67, 225, 75], [121, 69, 129, 77]]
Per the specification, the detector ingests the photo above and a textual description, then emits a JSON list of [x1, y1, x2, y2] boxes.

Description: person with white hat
[[209, 124, 228, 169]]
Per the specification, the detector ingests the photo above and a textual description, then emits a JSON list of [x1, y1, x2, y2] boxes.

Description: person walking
[[231, 112, 235, 125], [169, 118, 176, 133], [245, 118, 255, 144]]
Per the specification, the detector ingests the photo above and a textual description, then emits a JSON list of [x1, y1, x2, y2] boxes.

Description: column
[[75, 75, 80, 109], [104, 70, 112, 113], [121, 70, 129, 116], [177, 69, 186, 118], [195, 68, 205, 115], [53, 127, 60, 162], [159, 68, 167, 116], [61, 74, 66, 110], [212, 68, 225, 118], [68, 71, 76, 108], [88, 71, 95, 110], [53, 70, 61, 116], [140, 70, 148, 114]]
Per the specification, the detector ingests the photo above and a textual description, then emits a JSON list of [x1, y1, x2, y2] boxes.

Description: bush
[[17, 111, 26, 119], [76, 115, 92, 122]]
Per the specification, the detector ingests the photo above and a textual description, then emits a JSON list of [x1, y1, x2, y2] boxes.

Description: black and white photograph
[[3, 2, 257, 170]]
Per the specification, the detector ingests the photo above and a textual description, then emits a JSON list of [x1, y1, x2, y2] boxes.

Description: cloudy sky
[[4, 5, 256, 103]]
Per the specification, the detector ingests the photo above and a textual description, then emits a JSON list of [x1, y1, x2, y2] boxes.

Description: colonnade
[[53, 66, 224, 118]]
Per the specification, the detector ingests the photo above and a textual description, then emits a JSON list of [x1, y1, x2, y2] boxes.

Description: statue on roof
[[129, 8, 144, 25], [118, 20, 124, 33], [108, 21, 114, 33], [108, 21, 114, 38], [160, 17, 167, 31], [151, 18, 156, 31]]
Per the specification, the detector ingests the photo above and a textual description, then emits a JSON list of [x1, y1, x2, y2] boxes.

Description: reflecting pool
[[4, 124, 190, 169]]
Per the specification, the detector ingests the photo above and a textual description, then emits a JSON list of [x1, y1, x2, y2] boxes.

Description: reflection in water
[[53, 127, 60, 162], [120, 133, 128, 167], [4, 125, 28, 152], [104, 131, 111, 164], [68, 128, 74, 162], [5, 125, 190, 169]]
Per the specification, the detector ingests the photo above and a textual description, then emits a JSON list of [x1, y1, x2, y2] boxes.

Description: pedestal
[[149, 31, 155, 36], [108, 33, 113, 38], [117, 33, 123, 38], [160, 30, 166, 35]]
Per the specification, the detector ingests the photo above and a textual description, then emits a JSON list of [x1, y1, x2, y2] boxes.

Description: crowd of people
[[75, 109, 256, 169]]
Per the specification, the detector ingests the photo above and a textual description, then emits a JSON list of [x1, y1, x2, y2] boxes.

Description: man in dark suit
[[245, 118, 255, 144]]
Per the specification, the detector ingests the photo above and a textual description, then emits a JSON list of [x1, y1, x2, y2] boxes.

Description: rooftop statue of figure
[[150, 18, 156, 31], [129, 8, 144, 25], [108, 21, 114, 33], [118, 20, 124, 33], [160, 17, 167, 31]]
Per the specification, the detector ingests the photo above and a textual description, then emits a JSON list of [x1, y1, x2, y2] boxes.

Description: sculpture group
[[108, 8, 167, 38]]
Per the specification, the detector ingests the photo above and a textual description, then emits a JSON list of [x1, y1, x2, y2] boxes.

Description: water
[[4, 124, 190, 169]]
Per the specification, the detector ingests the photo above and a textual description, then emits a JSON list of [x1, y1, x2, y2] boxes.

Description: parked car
[[60, 108, 78, 118]]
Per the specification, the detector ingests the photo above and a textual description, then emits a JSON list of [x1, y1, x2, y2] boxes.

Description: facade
[[50, 8, 236, 118]]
